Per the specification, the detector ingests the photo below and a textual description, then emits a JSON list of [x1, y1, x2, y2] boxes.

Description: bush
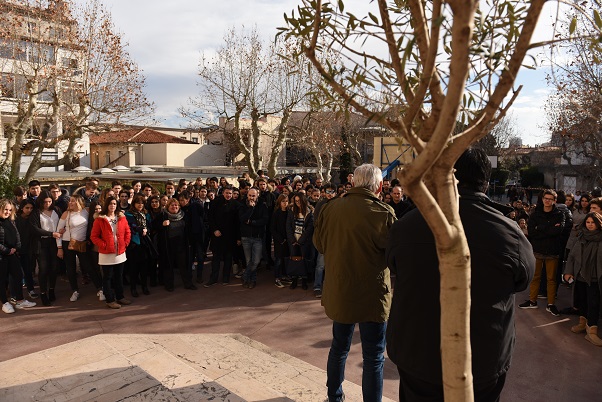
[[0, 165, 24, 199]]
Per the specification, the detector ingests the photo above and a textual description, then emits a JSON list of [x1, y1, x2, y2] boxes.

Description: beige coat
[[313, 187, 396, 324]]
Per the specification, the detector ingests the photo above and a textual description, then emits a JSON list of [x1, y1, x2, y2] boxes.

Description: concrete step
[[0, 333, 395, 401]]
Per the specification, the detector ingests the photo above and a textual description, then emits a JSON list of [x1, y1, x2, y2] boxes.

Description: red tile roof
[[89, 128, 195, 145]]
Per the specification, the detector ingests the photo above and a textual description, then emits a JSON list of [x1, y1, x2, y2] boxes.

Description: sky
[[93, 0, 564, 147]]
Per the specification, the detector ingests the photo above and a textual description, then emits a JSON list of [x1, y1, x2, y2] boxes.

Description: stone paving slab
[[0, 333, 395, 402]]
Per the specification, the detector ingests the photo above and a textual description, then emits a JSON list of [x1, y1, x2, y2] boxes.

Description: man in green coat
[[314, 163, 396, 402]]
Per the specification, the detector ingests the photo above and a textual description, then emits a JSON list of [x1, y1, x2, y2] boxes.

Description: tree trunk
[[404, 166, 473, 402], [267, 109, 291, 178]]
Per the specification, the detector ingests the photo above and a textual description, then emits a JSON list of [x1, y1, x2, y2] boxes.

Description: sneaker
[[234, 273, 243, 279], [70, 291, 80, 302], [106, 301, 121, 309], [203, 281, 217, 288], [275, 279, 285, 288], [28, 290, 39, 299], [97, 290, 106, 301], [2, 302, 15, 314], [546, 304, 560, 317], [117, 298, 132, 305], [519, 300, 537, 309], [314, 289, 322, 298], [537, 294, 547, 299], [14, 299, 36, 309], [249, 281, 256, 289]]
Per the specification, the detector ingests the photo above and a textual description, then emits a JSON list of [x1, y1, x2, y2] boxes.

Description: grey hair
[[353, 164, 382, 193]]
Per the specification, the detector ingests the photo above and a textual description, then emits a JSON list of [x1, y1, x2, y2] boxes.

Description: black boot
[[290, 277, 298, 289], [301, 278, 308, 290], [142, 286, 150, 295], [40, 293, 51, 306], [48, 289, 56, 302], [131, 287, 139, 298]]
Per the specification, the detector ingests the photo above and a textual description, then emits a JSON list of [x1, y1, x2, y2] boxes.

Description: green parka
[[313, 187, 396, 323]]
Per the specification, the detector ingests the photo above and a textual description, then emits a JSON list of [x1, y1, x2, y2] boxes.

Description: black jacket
[[209, 197, 239, 253], [386, 190, 535, 385], [271, 208, 289, 258], [0, 217, 21, 259], [528, 204, 565, 255], [239, 200, 268, 238]]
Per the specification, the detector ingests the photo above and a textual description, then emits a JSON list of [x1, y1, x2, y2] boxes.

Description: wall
[[141, 143, 226, 167]]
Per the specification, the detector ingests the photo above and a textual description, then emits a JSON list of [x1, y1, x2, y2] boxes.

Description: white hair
[[353, 164, 382, 193]]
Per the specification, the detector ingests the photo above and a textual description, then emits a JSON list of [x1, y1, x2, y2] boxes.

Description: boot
[[290, 277, 298, 289], [585, 325, 602, 346], [40, 293, 51, 306], [571, 316, 587, 334], [131, 287, 139, 298], [301, 278, 308, 290], [48, 289, 56, 302]]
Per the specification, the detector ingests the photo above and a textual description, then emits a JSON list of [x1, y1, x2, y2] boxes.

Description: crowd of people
[[0, 170, 409, 314], [509, 186, 602, 347]]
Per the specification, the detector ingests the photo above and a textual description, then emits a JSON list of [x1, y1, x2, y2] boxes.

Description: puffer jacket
[[90, 213, 131, 255]]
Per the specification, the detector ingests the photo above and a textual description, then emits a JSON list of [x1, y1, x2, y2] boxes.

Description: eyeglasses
[[543, 197, 555, 201], [325, 190, 335, 194]]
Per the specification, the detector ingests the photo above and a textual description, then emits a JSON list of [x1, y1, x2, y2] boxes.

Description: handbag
[[286, 244, 307, 277], [68, 238, 87, 252], [66, 212, 87, 252]]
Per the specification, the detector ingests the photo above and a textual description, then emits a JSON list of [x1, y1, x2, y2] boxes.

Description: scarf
[[167, 210, 184, 222], [579, 229, 602, 284], [132, 211, 147, 230]]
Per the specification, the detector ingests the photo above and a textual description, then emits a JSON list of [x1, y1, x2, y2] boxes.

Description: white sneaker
[[70, 291, 80, 302], [97, 290, 106, 301], [2, 302, 15, 314], [14, 300, 36, 309]]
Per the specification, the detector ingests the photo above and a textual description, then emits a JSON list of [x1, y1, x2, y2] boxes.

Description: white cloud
[[77, 1, 562, 143]]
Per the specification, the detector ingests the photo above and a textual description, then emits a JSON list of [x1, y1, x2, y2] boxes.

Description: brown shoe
[[117, 298, 132, 305], [106, 301, 121, 309]]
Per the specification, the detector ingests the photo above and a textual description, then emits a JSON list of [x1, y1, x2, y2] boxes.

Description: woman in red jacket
[[91, 196, 131, 309]]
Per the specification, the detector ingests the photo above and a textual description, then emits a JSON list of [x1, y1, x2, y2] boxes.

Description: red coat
[[90, 213, 131, 255]]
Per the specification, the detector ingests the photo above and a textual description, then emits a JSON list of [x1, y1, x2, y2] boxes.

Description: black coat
[[209, 197, 239, 254], [386, 190, 535, 385], [271, 208, 289, 259], [528, 204, 565, 255]]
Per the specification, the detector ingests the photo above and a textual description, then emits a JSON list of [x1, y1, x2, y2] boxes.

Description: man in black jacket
[[239, 188, 268, 289], [208, 186, 239, 285], [520, 189, 566, 316], [386, 148, 535, 402]]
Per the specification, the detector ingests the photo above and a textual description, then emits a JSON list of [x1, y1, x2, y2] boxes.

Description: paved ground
[[1, 264, 600, 401]]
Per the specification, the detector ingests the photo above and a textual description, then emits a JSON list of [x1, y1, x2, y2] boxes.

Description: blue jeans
[[314, 253, 325, 290], [241, 237, 262, 283], [327, 321, 386, 402]]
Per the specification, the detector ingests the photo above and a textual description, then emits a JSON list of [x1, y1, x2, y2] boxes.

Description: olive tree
[[281, 0, 600, 400]]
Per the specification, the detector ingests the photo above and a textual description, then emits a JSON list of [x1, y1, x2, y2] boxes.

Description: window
[[192, 137, 198, 143], [27, 22, 37, 35], [49, 27, 64, 40], [61, 57, 78, 69]]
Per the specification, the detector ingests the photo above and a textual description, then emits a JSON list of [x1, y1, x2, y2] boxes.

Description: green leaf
[[338, 0, 344, 12], [569, 17, 577, 34], [595, 10, 602, 29], [368, 12, 379, 24]]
